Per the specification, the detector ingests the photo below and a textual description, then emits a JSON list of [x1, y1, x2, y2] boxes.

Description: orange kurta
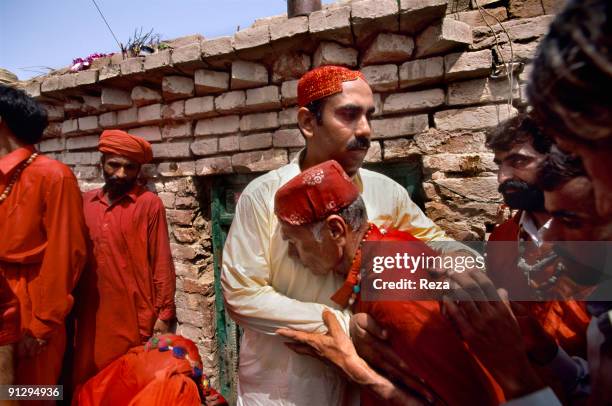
[[487, 214, 591, 357], [73, 185, 176, 386], [0, 146, 88, 385], [334, 225, 504, 406], [0, 274, 20, 346]]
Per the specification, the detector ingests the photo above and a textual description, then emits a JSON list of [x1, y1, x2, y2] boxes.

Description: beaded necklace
[[0, 152, 38, 204], [346, 224, 374, 307]]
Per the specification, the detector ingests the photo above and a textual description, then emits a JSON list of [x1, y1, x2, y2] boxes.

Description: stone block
[[191, 138, 219, 156], [309, 6, 352, 44], [196, 156, 233, 175], [66, 135, 99, 150], [399, 0, 448, 34], [75, 70, 98, 86], [240, 112, 279, 132], [101, 88, 132, 110], [144, 50, 172, 70], [351, 0, 400, 41], [434, 105, 518, 131], [39, 138, 65, 152], [508, 0, 545, 18], [152, 142, 191, 159], [158, 161, 196, 177], [232, 149, 288, 172], [433, 177, 499, 202], [195, 115, 240, 136], [99, 65, 121, 81], [131, 86, 162, 106], [246, 86, 281, 110], [373, 93, 383, 117], [78, 116, 99, 132], [43, 122, 62, 139], [201, 36, 234, 58], [494, 41, 540, 63], [399, 56, 444, 88], [450, 7, 508, 27], [172, 42, 202, 65], [130, 126, 163, 142], [313, 42, 358, 68], [185, 96, 216, 118], [361, 65, 398, 92], [447, 77, 520, 106], [81, 96, 102, 114], [219, 135, 239, 152], [163, 122, 193, 139], [138, 104, 162, 124], [167, 209, 193, 226], [61, 119, 79, 135], [270, 16, 308, 41], [58, 74, 77, 90], [233, 25, 270, 50], [365, 141, 382, 163], [281, 80, 299, 106], [543, 0, 566, 14], [383, 89, 445, 113], [444, 50, 493, 81], [239, 133, 273, 151], [415, 18, 473, 58], [90, 56, 111, 70], [25, 81, 41, 98], [371, 115, 429, 139], [272, 53, 311, 83], [64, 99, 83, 115], [73, 166, 99, 180], [158, 192, 176, 208], [273, 129, 304, 148], [42, 104, 64, 121], [362, 33, 414, 66], [194, 69, 229, 95], [120, 57, 144, 75], [231, 61, 268, 89], [214, 91, 246, 113], [279, 107, 299, 126], [60, 151, 96, 165], [423, 153, 496, 174], [383, 138, 420, 160], [162, 76, 195, 101], [472, 16, 552, 49], [161, 100, 185, 120], [41, 76, 60, 93], [99, 111, 118, 128]]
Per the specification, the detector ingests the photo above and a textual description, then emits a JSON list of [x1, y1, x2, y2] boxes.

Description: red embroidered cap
[[297, 65, 366, 107], [274, 160, 359, 226]]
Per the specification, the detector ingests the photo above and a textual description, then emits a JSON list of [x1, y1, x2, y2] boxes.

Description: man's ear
[[297, 107, 316, 141], [326, 215, 347, 245]]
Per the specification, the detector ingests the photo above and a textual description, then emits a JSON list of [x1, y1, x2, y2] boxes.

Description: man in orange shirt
[[73, 130, 176, 388], [0, 84, 88, 387]]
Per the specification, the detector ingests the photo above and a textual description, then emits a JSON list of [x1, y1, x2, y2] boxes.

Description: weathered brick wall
[[19, 0, 565, 385]]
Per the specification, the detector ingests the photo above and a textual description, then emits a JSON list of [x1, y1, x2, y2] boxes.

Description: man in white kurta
[[221, 66, 448, 405]]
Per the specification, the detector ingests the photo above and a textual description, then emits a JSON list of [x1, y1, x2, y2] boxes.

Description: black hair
[[0, 84, 48, 145], [305, 98, 327, 125], [537, 147, 587, 191], [528, 0, 612, 143], [486, 113, 553, 154]]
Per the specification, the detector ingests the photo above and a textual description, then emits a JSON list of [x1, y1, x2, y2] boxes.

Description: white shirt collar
[[519, 211, 552, 247]]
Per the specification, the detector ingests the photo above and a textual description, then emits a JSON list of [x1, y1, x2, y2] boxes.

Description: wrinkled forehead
[[279, 221, 312, 240], [495, 140, 542, 161], [324, 78, 374, 107], [103, 153, 139, 166]]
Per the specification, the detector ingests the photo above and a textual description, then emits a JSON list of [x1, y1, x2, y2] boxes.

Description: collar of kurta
[[91, 184, 143, 205], [0, 146, 35, 176], [330, 223, 384, 308], [293, 148, 365, 193]]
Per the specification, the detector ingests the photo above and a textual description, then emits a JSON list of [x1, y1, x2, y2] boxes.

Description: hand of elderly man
[[441, 270, 545, 400]]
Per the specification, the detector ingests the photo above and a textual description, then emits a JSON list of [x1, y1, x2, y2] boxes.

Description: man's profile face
[[555, 136, 612, 220], [279, 221, 340, 275], [494, 140, 546, 210], [102, 154, 140, 196], [310, 78, 375, 177]]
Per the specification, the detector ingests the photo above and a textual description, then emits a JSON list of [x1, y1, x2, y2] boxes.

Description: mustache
[[498, 179, 530, 194], [346, 137, 371, 151]]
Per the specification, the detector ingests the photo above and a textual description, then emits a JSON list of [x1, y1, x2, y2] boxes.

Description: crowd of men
[[0, 0, 610, 404]]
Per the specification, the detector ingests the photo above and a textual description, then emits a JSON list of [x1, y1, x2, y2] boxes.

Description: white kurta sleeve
[[221, 190, 351, 336]]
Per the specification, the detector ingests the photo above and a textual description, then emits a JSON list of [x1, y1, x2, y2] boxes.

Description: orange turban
[[98, 129, 153, 164], [297, 65, 366, 107], [275, 160, 359, 226]]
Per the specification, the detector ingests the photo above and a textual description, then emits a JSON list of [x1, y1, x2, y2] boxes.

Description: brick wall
[[20, 0, 565, 386]]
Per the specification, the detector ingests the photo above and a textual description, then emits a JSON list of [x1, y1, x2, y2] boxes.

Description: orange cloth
[[0, 274, 20, 346], [487, 214, 590, 357], [335, 225, 504, 406], [297, 65, 366, 107], [274, 160, 358, 225], [74, 334, 228, 406], [98, 130, 153, 164], [0, 147, 88, 386], [73, 185, 176, 386]]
